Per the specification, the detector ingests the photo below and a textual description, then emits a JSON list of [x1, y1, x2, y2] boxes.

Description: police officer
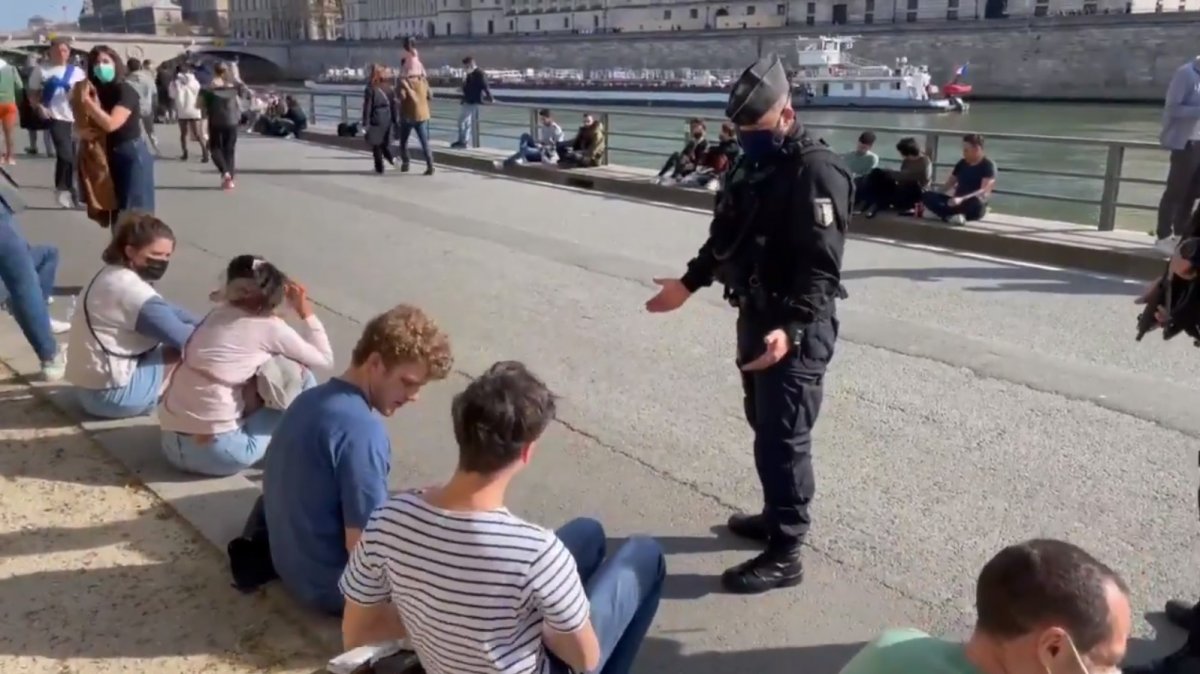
[[645, 55, 852, 595]]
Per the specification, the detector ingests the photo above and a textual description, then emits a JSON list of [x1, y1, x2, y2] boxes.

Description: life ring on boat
[[943, 83, 973, 97]]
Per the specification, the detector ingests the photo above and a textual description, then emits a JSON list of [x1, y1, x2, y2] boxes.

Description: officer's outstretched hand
[[645, 278, 691, 313], [741, 329, 790, 372]]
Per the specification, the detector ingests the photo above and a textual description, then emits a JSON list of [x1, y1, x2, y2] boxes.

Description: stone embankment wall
[[284, 13, 1199, 101]]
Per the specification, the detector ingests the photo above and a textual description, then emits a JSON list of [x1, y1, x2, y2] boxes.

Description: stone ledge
[[301, 128, 1167, 280], [0, 326, 344, 662]]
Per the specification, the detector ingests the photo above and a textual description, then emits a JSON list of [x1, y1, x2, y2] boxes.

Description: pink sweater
[[157, 304, 335, 435]]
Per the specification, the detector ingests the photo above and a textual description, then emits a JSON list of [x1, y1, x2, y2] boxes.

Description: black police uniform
[[676, 55, 853, 594]]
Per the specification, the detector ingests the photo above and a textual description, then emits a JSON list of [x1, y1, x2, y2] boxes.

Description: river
[[299, 90, 1165, 232]]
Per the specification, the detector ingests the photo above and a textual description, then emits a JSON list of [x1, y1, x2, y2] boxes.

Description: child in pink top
[[159, 255, 334, 476]]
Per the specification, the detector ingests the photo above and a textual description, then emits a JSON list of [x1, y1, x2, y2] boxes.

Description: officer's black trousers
[[736, 309, 839, 551]]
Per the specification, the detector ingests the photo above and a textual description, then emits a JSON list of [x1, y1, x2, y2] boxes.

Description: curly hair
[[352, 305, 453, 378]]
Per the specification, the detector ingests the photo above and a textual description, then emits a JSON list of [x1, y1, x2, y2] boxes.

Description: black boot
[[721, 547, 804, 594], [726, 512, 770, 542], [1124, 646, 1200, 674]]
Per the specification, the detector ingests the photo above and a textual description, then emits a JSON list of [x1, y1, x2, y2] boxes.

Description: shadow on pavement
[[637, 636, 865, 674], [842, 266, 1140, 296]]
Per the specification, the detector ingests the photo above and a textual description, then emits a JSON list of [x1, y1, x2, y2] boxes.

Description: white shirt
[[28, 63, 85, 122], [170, 73, 202, 120], [66, 266, 161, 390], [340, 493, 590, 674]]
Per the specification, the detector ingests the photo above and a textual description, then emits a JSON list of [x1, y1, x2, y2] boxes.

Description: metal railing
[[278, 87, 1166, 231]]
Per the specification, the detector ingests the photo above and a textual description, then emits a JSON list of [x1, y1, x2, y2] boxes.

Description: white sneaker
[[40, 346, 66, 382], [55, 191, 73, 209], [49, 318, 71, 334], [1155, 236, 1181, 254], [948, 214, 967, 226]]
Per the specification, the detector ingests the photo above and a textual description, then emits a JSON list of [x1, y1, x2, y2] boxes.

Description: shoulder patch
[[814, 198, 835, 228]]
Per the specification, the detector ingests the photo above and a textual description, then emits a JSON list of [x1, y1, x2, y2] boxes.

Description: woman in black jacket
[[361, 64, 396, 174]]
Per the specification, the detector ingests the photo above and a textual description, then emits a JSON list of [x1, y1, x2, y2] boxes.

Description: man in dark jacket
[[451, 56, 492, 149]]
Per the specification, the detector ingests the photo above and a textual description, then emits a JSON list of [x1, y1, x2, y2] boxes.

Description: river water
[[302, 90, 1165, 231]]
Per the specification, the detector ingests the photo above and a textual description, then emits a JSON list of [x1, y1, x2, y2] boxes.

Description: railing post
[[308, 94, 318, 125], [600, 112, 610, 165], [529, 107, 537, 136], [1098, 144, 1124, 231], [471, 108, 481, 148], [340, 94, 349, 124], [924, 133, 940, 183]]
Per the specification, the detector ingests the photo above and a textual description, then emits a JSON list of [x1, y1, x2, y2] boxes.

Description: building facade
[[230, 0, 345, 39], [334, 0, 1199, 39], [79, 0, 187, 33], [182, 0, 232, 32]]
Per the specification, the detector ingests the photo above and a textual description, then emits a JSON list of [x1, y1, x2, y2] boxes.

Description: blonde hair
[[352, 305, 453, 378]]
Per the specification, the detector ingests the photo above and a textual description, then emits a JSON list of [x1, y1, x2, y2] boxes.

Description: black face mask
[[137, 259, 169, 281], [692, 131, 704, 139]]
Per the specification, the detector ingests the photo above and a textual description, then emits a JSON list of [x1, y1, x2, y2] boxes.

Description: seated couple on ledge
[[226, 307, 665, 674]]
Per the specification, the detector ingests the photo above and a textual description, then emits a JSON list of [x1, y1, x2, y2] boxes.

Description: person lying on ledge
[[921, 133, 997, 226], [557, 112, 606, 168]]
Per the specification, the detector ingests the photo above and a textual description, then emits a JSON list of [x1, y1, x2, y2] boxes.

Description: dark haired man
[[655, 117, 710, 184], [339, 361, 666, 674], [499, 108, 564, 167], [922, 133, 997, 225], [839, 539, 1129, 674], [451, 56, 492, 149]]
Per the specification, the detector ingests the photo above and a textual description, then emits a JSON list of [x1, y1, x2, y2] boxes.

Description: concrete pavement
[[1, 132, 1197, 672]]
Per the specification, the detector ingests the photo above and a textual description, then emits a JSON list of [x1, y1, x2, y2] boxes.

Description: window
[[745, 4, 756, 13], [593, 13, 599, 25], [563, 15, 569, 25], [534, 17, 540, 26], [1033, 0, 1048, 15], [663, 8, 671, 17], [689, 7, 698, 17], [905, 10, 916, 20], [509, 17, 514, 27], [864, 11, 873, 21], [776, 3, 785, 13], [946, 8, 957, 17]]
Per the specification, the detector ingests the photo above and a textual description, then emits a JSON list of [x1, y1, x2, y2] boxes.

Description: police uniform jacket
[[680, 123, 852, 339]]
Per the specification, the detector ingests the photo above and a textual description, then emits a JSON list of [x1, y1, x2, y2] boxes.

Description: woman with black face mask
[[76, 44, 156, 217], [65, 213, 200, 420]]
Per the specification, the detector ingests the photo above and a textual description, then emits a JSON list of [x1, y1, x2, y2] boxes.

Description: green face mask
[[93, 63, 116, 83]]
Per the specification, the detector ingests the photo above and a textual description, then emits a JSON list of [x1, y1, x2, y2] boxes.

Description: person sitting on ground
[[837, 538, 1130, 674], [859, 136, 933, 218], [158, 255, 333, 477], [282, 95, 307, 138], [229, 305, 454, 614], [654, 117, 710, 184], [66, 214, 198, 418], [339, 360, 667, 674], [0, 169, 67, 380], [843, 130, 879, 207], [557, 112, 607, 168], [672, 121, 741, 191], [501, 108, 564, 167], [921, 133, 997, 225]]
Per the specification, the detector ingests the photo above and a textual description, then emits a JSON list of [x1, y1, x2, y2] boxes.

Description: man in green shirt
[[0, 56, 24, 165], [840, 539, 1129, 674], [844, 131, 879, 211]]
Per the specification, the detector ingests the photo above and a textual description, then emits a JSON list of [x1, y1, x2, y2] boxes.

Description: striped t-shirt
[[338, 492, 590, 674]]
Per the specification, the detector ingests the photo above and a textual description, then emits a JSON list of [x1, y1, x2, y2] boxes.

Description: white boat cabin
[[792, 36, 934, 101]]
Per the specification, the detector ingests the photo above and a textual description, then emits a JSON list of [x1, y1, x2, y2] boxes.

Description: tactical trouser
[[735, 308, 839, 551]]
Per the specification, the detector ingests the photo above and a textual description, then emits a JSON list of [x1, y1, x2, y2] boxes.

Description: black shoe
[[181, 151, 188, 161], [400, 162, 410, 173], [864, 206, 879, 219], [424, 165, 435, 176], [726, 512, 769, 542], [450, 141, 466, 149], [201, 154, 210, 164], [721, 549, 804, 594], [1166, 599, 1196, 630]]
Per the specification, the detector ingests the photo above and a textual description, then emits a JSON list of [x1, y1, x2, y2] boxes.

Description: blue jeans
[[550, 518, 666, 674], [456, 103, 479, 146], [75, 346, 169, 419], [109, 136, 156, 215], [398, 120, 432, 167], [0, 204, 57, 362], [505, 133, 547, 164], [160, 369, 316, 477]]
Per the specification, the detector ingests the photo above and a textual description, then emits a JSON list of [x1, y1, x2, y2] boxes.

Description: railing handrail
[[281, 86, 1165, 152], [277, 86, 1167, 231]]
